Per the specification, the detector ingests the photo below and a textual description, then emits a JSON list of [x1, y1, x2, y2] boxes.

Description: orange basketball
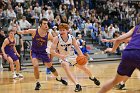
[[76, 55, 88, 65]]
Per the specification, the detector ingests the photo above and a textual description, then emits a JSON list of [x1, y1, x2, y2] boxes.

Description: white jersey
[[57, 34, 75, 56]]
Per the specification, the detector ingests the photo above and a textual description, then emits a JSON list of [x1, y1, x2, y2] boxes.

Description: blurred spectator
[[84, 19, 92, 36], [76, 34, 93, 61], [7, 6, 16, 25], [0, 8, 7, 27], [19, 16, 31, 30], [34, 3, 41, 17], [102, 15, 113, 27], [46, 7, 54, 21]]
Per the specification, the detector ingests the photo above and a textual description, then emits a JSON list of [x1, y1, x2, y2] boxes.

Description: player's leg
[[31, 57, 41, 90], [11, 53, 23, 78], [97, 74, 129, 93], [7, 56, 18, 79], [61, 61, 82, 92], [76, 64, 100, 86], [115, 78, 128, 89], [44, 62, 68, 86], [30, 51, 41, 90], [46, 54, 52, 74], [30, 51, 40, 80], [14, 59, 23, 78]]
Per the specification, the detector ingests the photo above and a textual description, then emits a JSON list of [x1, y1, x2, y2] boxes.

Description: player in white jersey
[[50, 23, 100, 92]]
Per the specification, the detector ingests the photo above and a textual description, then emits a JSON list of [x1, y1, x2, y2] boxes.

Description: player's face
[[59, 28, 68, 35], [41, 21, 49, 30], [9, 31, 15, 37]]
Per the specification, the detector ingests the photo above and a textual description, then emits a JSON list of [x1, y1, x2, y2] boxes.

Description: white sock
[[90, 76, 95, 79], [56, 75, 61, 80], [12, 72, 16, 75], [120, 81, 124, 85]]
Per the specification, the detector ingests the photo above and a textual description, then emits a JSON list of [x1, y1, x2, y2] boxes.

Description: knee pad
[[48, 66, 56, 73]]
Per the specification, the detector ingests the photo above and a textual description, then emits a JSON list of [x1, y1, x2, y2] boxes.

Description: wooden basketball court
[[0, 61, 140, 93]]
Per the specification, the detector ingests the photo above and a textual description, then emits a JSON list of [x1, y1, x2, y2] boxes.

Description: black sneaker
[[75, 84, 82, 92], [89, 77, 100, 86], [56, 78, 68, 85], [116, 83, 125, 90], [35, 82, 41, 90]]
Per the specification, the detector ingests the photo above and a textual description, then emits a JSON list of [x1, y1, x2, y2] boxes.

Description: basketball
[[76, 55, 88, 65]]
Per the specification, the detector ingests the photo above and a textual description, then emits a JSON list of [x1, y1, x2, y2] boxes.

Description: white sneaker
[[13, 74, 18, 79], [16, 73, 23, 78]]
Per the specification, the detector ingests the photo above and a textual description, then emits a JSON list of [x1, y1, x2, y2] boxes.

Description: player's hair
[[58, 23, 69, 30], [39, 18, 48, 26], [8, 29, 14, 34]]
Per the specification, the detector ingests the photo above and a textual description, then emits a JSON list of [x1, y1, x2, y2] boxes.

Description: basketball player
[[50, 23, 100, 92], [102, 36, 131, 90], [17, 18, 67, 90], [98, 24, 140, 93], [1, 30, 23, 79]]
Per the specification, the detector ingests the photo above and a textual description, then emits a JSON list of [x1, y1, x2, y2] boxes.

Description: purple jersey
[[4, 38, 18, 61], [31, 29, 48, 53], [125, 24, 140, 50], [5, 38, 15, 54]]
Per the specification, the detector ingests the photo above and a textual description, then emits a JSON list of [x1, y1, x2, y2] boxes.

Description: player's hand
[[104, 48, 114, 53]]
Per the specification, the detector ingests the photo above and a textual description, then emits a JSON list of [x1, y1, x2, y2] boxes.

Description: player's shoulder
[[3, 38, 10, 44]]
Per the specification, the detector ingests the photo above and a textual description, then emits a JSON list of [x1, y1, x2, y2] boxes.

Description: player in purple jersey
[[98, 24, 140, 93], [1, 30, 23, 79], [17, 18, 67, 90]]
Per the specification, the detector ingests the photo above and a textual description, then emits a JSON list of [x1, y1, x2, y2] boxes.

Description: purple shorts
[[117, 49, 140, 77], [6, 52, 19, 61], [31, 51, 51, 63]]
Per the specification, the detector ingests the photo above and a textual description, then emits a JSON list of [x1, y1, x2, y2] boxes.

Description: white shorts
[[59, 55, 77, 65]]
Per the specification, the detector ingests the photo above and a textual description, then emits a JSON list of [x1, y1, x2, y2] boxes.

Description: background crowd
[[0, 0, 140, 56]]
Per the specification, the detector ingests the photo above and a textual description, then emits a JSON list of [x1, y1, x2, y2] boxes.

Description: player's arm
[[106, 27, 135, 53], [18, 34, 24, 51], [13, 44, 20, 57], [72, 37, 84, 56], [17, 29, 35, 35], [48, 32, 54, 42], [20, 37, 24, 51], [1, 39, 9, 59], [50, 37, 65, 60]]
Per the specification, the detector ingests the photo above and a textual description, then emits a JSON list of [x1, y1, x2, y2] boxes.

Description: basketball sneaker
[[56, 78, 68, 85], [35, 82, 41, 90], [13, 74, 18, 79], [116, 83, 125, 90], [16, 73, 23, 78], [89, 77, 100, 86], [75, 84, 82, 92]]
